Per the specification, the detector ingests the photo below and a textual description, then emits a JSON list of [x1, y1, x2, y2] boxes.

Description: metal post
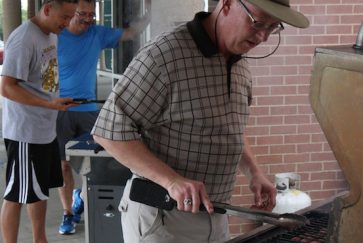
[[2, 0, 22, 41], [353, 22, 363, 49], [27, 0, 36, 19]]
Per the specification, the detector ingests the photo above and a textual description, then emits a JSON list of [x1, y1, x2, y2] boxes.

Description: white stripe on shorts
[[32, 163, 48, 201], [3, 163, 16, 198], [19, 142, 29, 203]]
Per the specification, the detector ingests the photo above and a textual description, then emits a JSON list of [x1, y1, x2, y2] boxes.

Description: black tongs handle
[[129, 178, 248, 214], [73, 98, 106, 104]]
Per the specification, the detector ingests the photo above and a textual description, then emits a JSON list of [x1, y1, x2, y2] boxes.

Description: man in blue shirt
[[57, 0, 150, 235]]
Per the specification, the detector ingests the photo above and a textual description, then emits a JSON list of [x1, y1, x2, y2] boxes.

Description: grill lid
[[310, 46, 363, 242]]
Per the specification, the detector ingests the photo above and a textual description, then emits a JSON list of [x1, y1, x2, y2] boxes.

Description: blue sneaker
[[72, 189, 84, 223], [72, 213, 81, 224], [59, 214, 75, 235]]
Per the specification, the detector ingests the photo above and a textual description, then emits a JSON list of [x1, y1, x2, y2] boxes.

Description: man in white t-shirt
[[0, 1, 78, 242]]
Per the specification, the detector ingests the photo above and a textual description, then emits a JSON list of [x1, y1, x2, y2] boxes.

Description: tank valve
[[353, 22, 363, 49]]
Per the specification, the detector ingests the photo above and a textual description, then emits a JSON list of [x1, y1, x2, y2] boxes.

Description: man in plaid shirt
[[92, 0, 309, 242]]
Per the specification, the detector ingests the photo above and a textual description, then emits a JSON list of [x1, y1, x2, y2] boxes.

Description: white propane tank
[[272, 173, 311, 214]]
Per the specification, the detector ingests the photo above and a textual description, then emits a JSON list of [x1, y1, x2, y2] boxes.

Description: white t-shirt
[[1, 20, 59, 144]]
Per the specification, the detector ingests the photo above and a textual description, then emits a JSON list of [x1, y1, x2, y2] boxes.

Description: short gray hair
[[81, 0, 96, 3], [43, 0, 79, 5]]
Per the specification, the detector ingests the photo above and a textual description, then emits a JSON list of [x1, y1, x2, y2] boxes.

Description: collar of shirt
[[187, 11, 242, 63], [187, 12, 218, 58], [187, 12, 243, 98]]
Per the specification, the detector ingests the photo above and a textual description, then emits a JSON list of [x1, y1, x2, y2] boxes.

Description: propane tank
[[272, 173, 311, 214]]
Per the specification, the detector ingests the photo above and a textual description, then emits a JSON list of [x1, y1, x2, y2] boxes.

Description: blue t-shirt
[[58, 25, 122, 111]]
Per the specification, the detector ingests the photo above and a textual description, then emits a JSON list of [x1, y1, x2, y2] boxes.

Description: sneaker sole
[[58, 228, 76, 235]]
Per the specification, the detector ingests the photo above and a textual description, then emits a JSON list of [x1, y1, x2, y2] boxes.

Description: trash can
[[86, 157, 131, 243]]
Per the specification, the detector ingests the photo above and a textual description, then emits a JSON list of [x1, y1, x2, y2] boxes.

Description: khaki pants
[[119, 179, 230, 243]]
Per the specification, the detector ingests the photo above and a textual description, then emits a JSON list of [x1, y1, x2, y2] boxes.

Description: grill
[[228, 36, 363, 242], [226, 197, 335, 243], [253, 212, 328, 243]]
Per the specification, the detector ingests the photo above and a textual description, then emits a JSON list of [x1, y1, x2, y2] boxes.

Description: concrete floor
[[0, 146, 85, 243]]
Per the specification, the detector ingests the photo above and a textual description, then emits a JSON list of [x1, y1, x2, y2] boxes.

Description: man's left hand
[[249, 172, 277, 211]]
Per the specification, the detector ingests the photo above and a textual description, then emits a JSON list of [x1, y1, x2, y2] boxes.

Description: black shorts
[[57, 111, 99, 160], [3, 138, 63, 204]]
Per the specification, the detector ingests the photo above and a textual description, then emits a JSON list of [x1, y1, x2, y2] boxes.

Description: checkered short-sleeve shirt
[[92, 12, 252, 202]]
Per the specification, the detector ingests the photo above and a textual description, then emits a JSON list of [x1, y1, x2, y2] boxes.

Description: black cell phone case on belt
[[129, 178, 176, 210]]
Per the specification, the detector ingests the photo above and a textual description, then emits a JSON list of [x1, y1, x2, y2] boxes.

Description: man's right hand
[[51, 97, 79, 111], [166, 177, 214, 214]]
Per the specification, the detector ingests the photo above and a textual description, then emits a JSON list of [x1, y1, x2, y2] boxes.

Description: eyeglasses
[[238, 0, 284, 35], [76, 11, 96, 20]]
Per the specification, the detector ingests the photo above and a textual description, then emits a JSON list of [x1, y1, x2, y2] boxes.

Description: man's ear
[[43, 3, 52, 17], [222, 0, 232, 14]]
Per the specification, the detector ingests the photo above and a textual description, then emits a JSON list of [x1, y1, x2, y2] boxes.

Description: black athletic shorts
[[56, 111, 99, 160], [3, 138, 63, 204]]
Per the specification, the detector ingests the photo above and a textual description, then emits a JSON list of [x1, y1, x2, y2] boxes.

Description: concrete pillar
[[2, 0, 22, 41], [27, 0, 36, 19], [151, 0, 205, 38]]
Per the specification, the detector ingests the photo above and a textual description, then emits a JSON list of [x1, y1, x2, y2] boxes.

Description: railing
[[96, 70, 123, 99]]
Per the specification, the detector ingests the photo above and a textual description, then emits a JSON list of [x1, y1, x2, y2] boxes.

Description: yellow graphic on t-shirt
[[42, 57, 59, 92], [41, 44, 59, 93]]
